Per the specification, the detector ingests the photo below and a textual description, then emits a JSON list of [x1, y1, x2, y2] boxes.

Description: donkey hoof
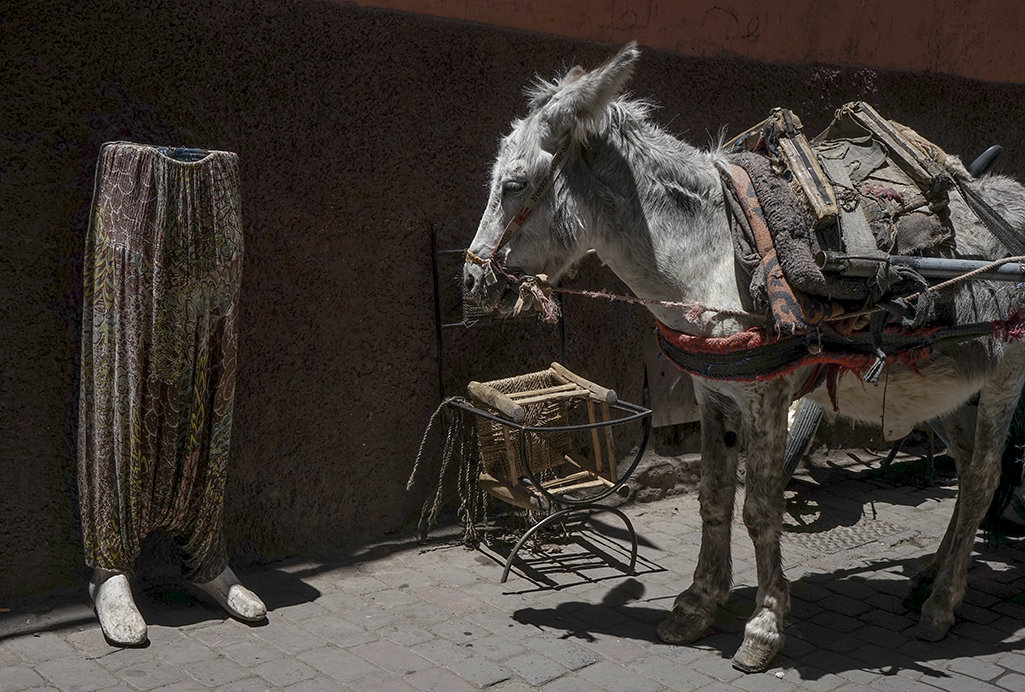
[[915, 612, 953, 641], [657, 607, 713, 644], [732, 633, 783, 673]]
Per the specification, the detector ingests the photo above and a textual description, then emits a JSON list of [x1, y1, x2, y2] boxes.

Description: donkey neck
[[577, 126, 748, 337]]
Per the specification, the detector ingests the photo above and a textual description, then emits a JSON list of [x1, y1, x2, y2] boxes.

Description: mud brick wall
[[3, 0, 1025, 594]]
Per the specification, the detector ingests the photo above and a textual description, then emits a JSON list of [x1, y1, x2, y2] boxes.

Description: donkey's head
[[463, 42, 641, 314]]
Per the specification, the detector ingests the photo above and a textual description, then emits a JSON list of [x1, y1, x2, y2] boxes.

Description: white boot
[[89, 569, 147, 646], [193, 567, 266, 622]]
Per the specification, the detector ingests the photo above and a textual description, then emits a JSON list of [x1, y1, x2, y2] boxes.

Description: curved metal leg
[[500, 503, 639, 583]]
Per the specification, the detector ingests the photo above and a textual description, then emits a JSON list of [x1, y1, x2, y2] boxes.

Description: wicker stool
[[450, 362, 651, 582]]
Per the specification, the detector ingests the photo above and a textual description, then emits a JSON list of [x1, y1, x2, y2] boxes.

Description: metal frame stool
[[449, 362, 651, 582]]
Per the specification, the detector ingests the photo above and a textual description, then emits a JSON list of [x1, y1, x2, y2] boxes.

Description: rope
[[549, 285, 767, 325], [823, 254, 1025, 324], [407, 397, 490, 545]]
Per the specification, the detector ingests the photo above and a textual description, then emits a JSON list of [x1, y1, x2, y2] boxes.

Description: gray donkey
[[464, 42, 1025, 672]]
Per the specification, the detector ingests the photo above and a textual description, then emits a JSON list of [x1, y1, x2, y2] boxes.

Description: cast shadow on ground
[[513, 552, 1025, 681], [783, 452, 959, 536], [472, 519, 666, 594], [0, 567, 321, 642]]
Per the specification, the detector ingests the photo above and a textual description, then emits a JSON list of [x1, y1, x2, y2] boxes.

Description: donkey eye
[[503, 179, 527, 194]]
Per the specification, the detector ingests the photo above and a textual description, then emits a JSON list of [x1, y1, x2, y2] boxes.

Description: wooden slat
[[507, 383, 579, 401], [587, 399, 605, 474], [546, 478, 613, 494], [602, 402, 618, 483], [467, 381, 525, 422], [550, 362, 617, 403], [511, 389, 588, 406]]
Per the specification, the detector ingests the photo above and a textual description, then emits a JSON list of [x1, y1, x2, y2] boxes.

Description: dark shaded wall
[[3, 0, 1025, 594]]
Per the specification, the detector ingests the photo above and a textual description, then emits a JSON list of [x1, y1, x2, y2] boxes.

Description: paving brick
[[36, 656, 119, 691], [522, 634, 600, 670], [409, 637, 473, 666], [998, 651, 1025, 674], [868, 673, 951, 691], [541, 675, 605, 692], [277, 600, 330, 621], [925, 672, 1003, 692], [346, 605, 401, 631], [689, 653, 745, 683], [415, 587, 485, 615], [576, 660, 665, 691], [502, 651, 570, 686], [376, 623, 437, 647], [429, 619, 494, 644], [334, 574, 392, 595], [253, 657, 317, 686], [347, 670, 419, 691], [463, 633, 526, 661], [280, 676, 350, 692], [210, 678, 274, 691], [219, 639, 285, 667], [155, 635, 219, 665], [851, 624, 913, 650], [184, 656, 250, 687], [279, 615, 366, 649], [404, 665, 477, 692], [4, 632, 75, 662], [446, 656, 513, 688], [111, 659, 186, 690], [578, 631, 649, 665], [731, 669, 798, 692], [366, 587, 423, 609], [0, 665, 47, 690], [997, 672, 1025, 690], [400, 602, 451, 627], [627, 654, 716, 691], [780, 666, 847, 691], [487, 682, 540, 692], [188, 621, 254, 649], [297, 645, 380, 682], [351, 640, 433, 674], [944, 656, 1005, 682], [957, 601, 1004, 625]]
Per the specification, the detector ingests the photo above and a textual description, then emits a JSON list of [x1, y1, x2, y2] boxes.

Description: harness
[[655, 103, 1025, 394]]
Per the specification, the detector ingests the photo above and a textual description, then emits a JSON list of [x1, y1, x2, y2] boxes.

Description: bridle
[[465, 135, 574, 288]]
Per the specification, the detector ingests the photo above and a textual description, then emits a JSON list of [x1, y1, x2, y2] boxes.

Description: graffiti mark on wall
[[704, 5, 761, 41]]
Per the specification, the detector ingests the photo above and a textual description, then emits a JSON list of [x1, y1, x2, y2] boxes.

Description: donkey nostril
[[463, 272, 477, 295]]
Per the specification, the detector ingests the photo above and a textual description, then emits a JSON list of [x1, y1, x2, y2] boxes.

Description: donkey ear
[[540, 41, 640, 140]]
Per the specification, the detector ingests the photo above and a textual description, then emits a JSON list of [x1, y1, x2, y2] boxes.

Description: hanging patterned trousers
[[77, 142, 243, 583]]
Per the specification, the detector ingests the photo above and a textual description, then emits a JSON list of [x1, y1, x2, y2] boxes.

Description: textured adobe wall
[[3, 0, 1025, 594], [356, 0, 1025, 85]]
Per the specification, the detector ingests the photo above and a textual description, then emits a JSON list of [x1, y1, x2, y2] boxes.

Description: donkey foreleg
[[917, 354, 1025, 641], [657, 397, 739, 644], [732, 382, 791, 673]]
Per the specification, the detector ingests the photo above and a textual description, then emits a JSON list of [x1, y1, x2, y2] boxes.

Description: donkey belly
[[804, 344, 999, 440]]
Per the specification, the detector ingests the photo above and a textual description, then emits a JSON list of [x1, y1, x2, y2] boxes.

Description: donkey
[[464, 42, 1025, 672]]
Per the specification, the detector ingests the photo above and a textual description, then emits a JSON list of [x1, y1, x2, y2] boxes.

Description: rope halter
[[465, 135, 574, 287]]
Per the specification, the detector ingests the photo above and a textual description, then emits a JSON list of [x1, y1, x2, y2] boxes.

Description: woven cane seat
[[467, 363, 620, 511]]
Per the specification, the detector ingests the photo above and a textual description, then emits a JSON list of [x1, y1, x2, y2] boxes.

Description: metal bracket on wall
[[430, 224, 566, 398]]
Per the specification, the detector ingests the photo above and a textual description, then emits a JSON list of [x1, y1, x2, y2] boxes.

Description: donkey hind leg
[[917, 354, 1025, 641], [732, 382, 792, 673], [905, 405, 976, 613], [658, 398, 740, 645]]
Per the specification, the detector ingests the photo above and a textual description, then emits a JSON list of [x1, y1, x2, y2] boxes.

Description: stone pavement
[[3, 450, 1025, 691]]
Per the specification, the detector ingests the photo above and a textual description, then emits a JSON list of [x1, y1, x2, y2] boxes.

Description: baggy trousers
[[77, 142, 243, 583]]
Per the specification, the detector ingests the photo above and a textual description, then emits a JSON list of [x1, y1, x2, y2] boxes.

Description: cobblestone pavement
[[3, 451, 1025, 691]]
